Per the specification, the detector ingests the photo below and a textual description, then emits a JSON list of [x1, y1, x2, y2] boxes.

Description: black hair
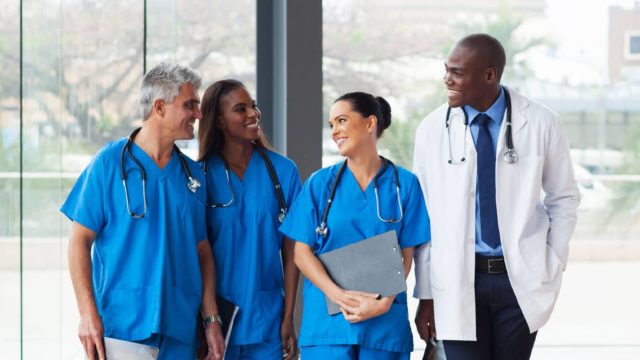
[[334, 92, 392, 138], [458, 33, 507, 80], [198, 79, 270, 162]]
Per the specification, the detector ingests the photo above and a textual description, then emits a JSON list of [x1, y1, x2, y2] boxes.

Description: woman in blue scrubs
[[279, 92, 431, 360], [198, 79, 301, 360]]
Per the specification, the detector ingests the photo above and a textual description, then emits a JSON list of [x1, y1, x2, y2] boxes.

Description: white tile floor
[[2, 261, 639, 359], [409, 261, 640, 360]]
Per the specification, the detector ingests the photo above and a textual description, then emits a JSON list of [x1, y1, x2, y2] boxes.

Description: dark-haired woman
[[279, 92, 431, 359], [198, 80, 301, 359]]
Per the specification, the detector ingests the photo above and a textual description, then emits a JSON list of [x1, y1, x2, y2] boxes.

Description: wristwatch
[[203, 314, 223, 328]]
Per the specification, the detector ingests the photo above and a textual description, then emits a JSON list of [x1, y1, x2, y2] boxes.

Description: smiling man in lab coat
[[412, 34, 580, 360]]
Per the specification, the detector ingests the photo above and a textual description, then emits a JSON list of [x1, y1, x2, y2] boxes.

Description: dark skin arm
[[281, 237, 299, 359], [415, 299, 436, 340], [198, 240, 225, 360]]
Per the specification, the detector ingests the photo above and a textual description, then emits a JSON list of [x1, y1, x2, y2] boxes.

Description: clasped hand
[[334, 290, 393, 323]]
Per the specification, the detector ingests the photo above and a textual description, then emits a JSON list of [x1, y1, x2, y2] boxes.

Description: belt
[[475, 255, 507, 274]]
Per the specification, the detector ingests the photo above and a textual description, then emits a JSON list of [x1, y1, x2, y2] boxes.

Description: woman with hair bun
[[279, 92, 431, 359]]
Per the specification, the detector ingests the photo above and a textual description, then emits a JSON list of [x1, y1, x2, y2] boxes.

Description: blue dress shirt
[[465, 87, 506, 256]]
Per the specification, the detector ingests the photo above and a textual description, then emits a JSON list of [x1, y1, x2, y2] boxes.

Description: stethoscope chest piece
[[316, 222, 328, 237], [315, 158, 402, 238], [278, 209, 286, 223], [503, 148, 518, 164], [445, 88, 518, 165], [187, 177, 201, 193], [121, 127, 201, 218]]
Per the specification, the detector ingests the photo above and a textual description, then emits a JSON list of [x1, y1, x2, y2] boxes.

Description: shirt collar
[[465, 86, 506, 125]]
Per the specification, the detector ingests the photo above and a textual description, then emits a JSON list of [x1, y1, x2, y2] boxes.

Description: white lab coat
[[412, 87, 580, 341]]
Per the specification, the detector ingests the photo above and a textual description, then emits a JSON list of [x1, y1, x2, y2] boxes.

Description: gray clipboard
[[318, 230, 406, 315]]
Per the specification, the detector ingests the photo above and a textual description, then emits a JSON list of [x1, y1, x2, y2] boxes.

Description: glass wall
[[1, 0, 256, 358], [0, 1, 20, 358], [323, 0, 640, 358]]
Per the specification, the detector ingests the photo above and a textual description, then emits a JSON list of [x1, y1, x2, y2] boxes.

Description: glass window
[[3, 0, 257, 358], [147, 0, 257, 160], [0, 1, 20, 357], [625, 31, 640, 59], [323, 0, 640, 358], [21, 0, 144, 357]]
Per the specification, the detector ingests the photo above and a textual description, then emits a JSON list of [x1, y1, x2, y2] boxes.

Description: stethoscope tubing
[[203, 143, 288, 222], [120, 127, 200, 218], [315, 156, 403, 238], [445, 88, 517, 164]]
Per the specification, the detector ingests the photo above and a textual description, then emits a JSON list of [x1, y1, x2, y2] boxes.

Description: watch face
[[203, 314, 222, 328]]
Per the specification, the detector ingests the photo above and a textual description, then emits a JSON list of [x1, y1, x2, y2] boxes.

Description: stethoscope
[[203, 143, 288, 223], [445, 88, 518, 165], [315, 157, 403, 238], [120, 127, 201, 218]]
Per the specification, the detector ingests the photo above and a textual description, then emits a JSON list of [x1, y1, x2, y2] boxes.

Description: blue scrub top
[[279, 161, 431, 353], [204, 148, 301, 346], [60, 138, 207, 346]]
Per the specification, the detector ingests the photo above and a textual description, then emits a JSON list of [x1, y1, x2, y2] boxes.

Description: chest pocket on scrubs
[[181, 182, 206, 215]]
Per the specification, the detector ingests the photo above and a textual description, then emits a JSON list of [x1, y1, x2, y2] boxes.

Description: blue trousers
[[136, 333, 196, 360], [225, 337, 282, 360], [301, 345, 409, 360], [443, 272, 537, 360]]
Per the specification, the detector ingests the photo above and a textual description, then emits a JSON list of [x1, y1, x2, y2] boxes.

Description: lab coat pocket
[[516, 156, 544, 192], [544, 244, 563, 283]]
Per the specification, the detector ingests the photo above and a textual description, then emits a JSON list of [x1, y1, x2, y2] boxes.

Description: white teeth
[[448, 90, 461, 95], [245, 122, 260, 129], [335, 138, 346, 147]]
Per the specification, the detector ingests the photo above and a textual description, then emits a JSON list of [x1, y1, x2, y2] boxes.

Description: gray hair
[[139, 62, 202, 120]]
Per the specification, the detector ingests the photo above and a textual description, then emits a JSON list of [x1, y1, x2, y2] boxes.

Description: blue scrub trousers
[[136, 334, 196, 360], [301, 345, 409, 360], [443, 272, 537, 360], [225, 338, 282, 360]]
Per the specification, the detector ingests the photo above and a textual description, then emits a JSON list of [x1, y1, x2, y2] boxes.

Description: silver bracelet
[[203, 314, 222, 328]]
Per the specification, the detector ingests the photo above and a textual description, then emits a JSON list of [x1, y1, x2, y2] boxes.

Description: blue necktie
[[476, 114, 501, 248]]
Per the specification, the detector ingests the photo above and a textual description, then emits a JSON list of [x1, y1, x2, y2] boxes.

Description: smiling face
[[217, 86, 261, 144], [329, 100, 377, 158], [443, 44, 499, 112], [162, 82, 201, 140]]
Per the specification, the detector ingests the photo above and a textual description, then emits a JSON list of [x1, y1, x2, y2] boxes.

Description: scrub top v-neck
[[204, 148, 301, 346], [61, 138, 207, 346], [279, 161, 431, 353]]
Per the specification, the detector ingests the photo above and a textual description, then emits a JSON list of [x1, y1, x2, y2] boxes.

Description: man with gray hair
[[62, 62, 224, 359]]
